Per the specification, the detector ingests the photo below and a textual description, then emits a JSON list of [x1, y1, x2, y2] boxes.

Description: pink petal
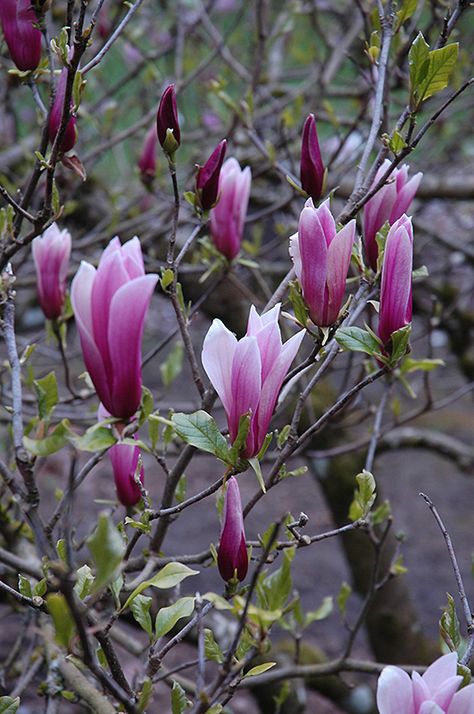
[[297, 203, 328, 324], [201, 319, 237, 416], [423, 653, 459, 694], [448, 684, 474, 714], [229, 335, 261, 448], [109, 438, 143, 506], [218, 477, 248, 582], [433, 676, 463, 710], [91, 249, 131, 366], [419, 703, 444, 714], [390, 171, 423, 223], [289, 232, 302, 281], [412, 671, 431, 709], [376, 666, 415, 714], [378, 219, 413, 345], [326, 219, 355, 325]]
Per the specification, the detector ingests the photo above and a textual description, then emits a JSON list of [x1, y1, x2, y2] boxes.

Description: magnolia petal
[[433, 676, 463, 710], [201, 319, 238, 416], [390, 171, 423, 223], [217, 477, 248, 582], [326, 219, 355, 325], [229, 335, 261, 446], [422, 653, 458, 693], [376, 666, 415, 714], [298, 203, 328, 323], [448, 684, 474, 714], [109, 440, 143, 507], [289, 232, 302, 281], [378, 219, 413, 345]]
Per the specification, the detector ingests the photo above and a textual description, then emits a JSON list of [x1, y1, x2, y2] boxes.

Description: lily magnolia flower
[[156, 84, 180, 155], [32, 223, 71, 320], [378, 214, 413, 348], [196, 139, 227, 212], [49, 68, 77, 153], [210, 157, 251, 260], [109, 437, 144, 507], [289, 198, 356, 327], [363, 159, 422, 270], [300, 113, 325, 203], [0, 0, 42, 72], [71, 236, 158, 419], [377, 652, 474, 714], [218, 477, 248, 582], [138, 125, 158, 185], [202, 304, 305, 458]]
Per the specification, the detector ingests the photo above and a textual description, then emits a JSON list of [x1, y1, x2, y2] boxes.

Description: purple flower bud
[[300, 114, 325, 203], [289, 198, 355, 327], [202, 304, 304, 458], [378, 215, 413, 348], [209, 157, 251, 260], [71, 236, 158, 420], [217, 477, 248, 582], [138, 125, 158, 185], [32, 223, 71, 320], [195, 139, 227, 211], [48, 68, 77, 153], [156, 84, 180, 154], [363, 160, 422, 270], [0, 0, 42, 72], [109, 436, 144, 507]]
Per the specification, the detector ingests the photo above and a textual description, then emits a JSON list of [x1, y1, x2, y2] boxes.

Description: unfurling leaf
[[87, 512, 126, 592]]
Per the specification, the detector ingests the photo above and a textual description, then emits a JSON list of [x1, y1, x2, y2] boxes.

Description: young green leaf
[[243, 662, 276, 678], [131, 594, 153, 638], [335, 326, 382, 356], [172, 411, 230, 462], [171, 681, 190, 714], [122, 563, 198, 610], [34, 371, 58, 420], [155, 597, 195, 638], [23, 419, 70, 457], [440, 592, 461, 652], [46, 594, 75, 649], [87, 512, 126, 592], [349, 470, 376, 521], [160, 342, 184, 388], [204, 628, 224, 663], [0, 697, 20, 714]]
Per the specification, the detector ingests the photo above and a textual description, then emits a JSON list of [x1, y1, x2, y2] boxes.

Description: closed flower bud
[[109, 437, 144, 507], [195, 139, 227, 211], [0, 0, 42, 72], [363, 159, 422, 270], [71, 236, 158, 419], [209, 157, 251, 260], [32, 223, 71, 320], [378, 215, 413, 348], [300, 114, 325, 203], [156, 84, 180, 155], [217, 477, 248, 582], [289, 198, 355, 327], [48, 68, 77, 153], [138, 125, 158, 185]]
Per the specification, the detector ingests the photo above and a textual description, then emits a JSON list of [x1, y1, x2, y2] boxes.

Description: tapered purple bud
[[48, 68, 77, 153], [209, 157, 251, 260], [138, 125, 158, 185], [156, 84, 180, 154], [32, 223, 71, 320], [300, 114, 325, 203], [109, 436, 144, 507], [289, 198, 356, 327], [195, 139, 227, 211], [0, 0, 42, 72], [202, 304, 305, 458], [217, 477, 248, 582], [363, 160, 422, 270], [71, 236, 158, 419], [378, 215, 413, 348]]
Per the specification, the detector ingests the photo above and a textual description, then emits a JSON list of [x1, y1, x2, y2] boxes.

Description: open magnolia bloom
[[71, 236, 157, 419], [376, 652, 474, 714], [202, 304, 305, 458]]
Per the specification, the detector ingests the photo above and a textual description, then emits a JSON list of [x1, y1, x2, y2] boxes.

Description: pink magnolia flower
[[109, 437, 144, 507], [32, 223, 71, 320], [210, 157, 251, 260], [363, 159, 422, 270], [289, 198, 356, 327], [300, 114, 325, 203], [218, 477, 248, 582], [376, 652, 474, 714], [202, 304, 305, 458], [49, 68, 77, 153], [156, 84, 180, 154], [378, 214, 413, 348], [138, 125, 158, 185], [196, 139, 227, 212], [0, 0, 42, 72], [71, 236, 158, 419]]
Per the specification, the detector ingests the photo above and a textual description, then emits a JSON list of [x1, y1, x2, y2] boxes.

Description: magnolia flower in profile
[[195, 139, 227, 212], [217, 477, 248, 582], [209, 157, 251, 260], [156, 84, 180, 155], [0, 0, 42, 72], [71, 236, 158, 419], [376, 652, 474, 714], [49, 68, 78, 153], [378, 214, 413, 348], [300, 113, 325, 203], [32, 223, 71, 320], [138, 125, 158, 185], [363, 159, 422, 270], [109, 437, 144, 507], [289, 198, 356, 327], [202, 304, 305, 458]]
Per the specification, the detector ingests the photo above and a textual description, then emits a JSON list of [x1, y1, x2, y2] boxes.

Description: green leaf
[[289, 280, 309, 326], [258, 547, 295, 611], [172, 411, 230, 462], [69, 424, 117, 452], [248, 456, 266, 493], [388, 324, 411, 366], [243, 662, 276, 678], [418, 42, 459, 103], [130, 594, 153, 637], [204, 628, 224, 663], [34, 578, 47, 597], [372, 499, 392, 525], [34, 371, 58, 420], [396, 0, 418, 29], [155, 597, 195, 638], [335, 326, 382, 356], [337, 581, 352, 618], [74, 564, 94, 600], [87, 512, 126, 592], [388, 129, 407, 154], [122, 563, 199, 611], [46, 593, 75, 649], [160, 342, 184, 388], [349, 470, 376, 521], [440, 592, 461, 652], [304, 595, 333, 626], [161, 268, 174, 290], [0, 697, 20, 713], [18, 574, 32, 599], [175, 474, 187, 504], [228, 413, 250, 464], [23, 419, 70, 457], [400, 357, 444, 373], [137, 678, 153, 713], [171, 681, 190, 714], [390, 554, 408, 575], [409, 32, 430, 103]]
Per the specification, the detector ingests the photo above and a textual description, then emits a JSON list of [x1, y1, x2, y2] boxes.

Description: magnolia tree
[[0, 1, 474, 713]]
